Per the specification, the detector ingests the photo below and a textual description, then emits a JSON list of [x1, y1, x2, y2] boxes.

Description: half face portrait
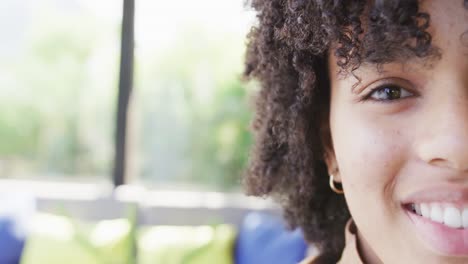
[[243, 0, 468, 263]]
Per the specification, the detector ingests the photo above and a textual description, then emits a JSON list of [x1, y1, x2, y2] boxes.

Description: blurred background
[[0, 0, 310, 263]]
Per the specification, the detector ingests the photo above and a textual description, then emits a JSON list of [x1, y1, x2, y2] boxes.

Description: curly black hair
[[243, 0, 468, 263]]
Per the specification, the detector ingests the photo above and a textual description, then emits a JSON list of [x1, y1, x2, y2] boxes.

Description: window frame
[[113, 0, 135, 187]]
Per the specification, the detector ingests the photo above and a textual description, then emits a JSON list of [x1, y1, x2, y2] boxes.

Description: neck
[[356, 229, 383, 264]]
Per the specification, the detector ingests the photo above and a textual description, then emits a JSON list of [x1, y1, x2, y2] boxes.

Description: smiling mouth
[[401, 188, 468, 255], [405, 203, 468, 229]]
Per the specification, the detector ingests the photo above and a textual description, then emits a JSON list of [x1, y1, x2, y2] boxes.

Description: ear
[[320, 114, 341, 182]]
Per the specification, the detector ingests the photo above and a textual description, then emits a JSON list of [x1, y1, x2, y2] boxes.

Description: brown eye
[[368, 85, 413, 101]]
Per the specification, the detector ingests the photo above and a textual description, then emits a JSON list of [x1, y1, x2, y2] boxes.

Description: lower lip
[[405, 208, 468, 255]]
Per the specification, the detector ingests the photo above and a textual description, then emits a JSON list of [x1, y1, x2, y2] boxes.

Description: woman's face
[[327, 1, 468, 263]]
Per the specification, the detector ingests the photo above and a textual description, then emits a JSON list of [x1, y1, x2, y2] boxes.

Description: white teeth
[[411, 203, 468, 229], [414, 204, 421, 215], [444, 207, 462, 228], [420, 203, 430, 218], [430, 204, 444, 223], [462, 209, 468, 228]]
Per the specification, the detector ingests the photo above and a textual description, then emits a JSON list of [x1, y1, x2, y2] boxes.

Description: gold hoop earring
[[329, 174, 344, 194]]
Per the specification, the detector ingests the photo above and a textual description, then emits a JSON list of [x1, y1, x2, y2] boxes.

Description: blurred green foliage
[[1, 2, 252, 190], [137, 25, 252, 190], [0, 4, 117, 177]]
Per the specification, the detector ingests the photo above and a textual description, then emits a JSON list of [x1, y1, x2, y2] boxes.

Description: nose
[[417, 92, 468, 173]]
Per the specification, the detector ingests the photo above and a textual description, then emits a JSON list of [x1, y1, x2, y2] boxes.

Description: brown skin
[[243, 0, 468, 262], [326, 1, 468, 263]]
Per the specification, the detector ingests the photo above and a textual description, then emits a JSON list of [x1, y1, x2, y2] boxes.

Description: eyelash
[[362, 84, 414, 102]]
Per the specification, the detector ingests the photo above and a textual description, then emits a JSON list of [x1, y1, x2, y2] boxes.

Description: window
[[131, 0, 255, 191], [1, 0, 255, 191], [0, 0, 122, 181]]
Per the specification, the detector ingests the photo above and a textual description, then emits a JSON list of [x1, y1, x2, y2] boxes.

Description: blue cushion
[[0, 193, 35, 264], [235, 212, 308, 264], [0, 218, 25, 264]]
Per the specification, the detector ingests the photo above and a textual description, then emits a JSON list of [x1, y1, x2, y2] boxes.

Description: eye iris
[[384, 87, 401, 99]]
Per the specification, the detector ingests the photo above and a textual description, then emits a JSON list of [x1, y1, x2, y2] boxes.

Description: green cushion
[[20, 213, 134, 264], [137, 224, 236, 264]]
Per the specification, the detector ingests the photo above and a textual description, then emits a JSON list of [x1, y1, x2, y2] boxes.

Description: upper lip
[[401, 186, 468, 206]]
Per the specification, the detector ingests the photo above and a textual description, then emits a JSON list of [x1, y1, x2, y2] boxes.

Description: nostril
[[428, 158, 468, 172], [429, 158, 450, 168]]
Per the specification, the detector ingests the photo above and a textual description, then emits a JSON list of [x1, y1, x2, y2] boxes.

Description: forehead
[[423, 0, 468, 55]]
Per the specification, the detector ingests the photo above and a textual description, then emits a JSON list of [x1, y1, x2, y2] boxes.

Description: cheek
[[330, 111, 408, 204]]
